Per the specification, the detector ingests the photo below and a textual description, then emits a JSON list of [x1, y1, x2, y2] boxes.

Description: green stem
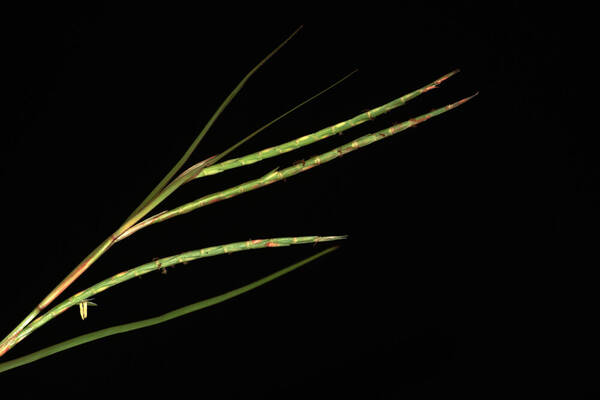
[[0, 246, 339, 374]]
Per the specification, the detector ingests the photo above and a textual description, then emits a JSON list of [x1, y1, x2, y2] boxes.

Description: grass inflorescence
[[0, 26, 476, 373]]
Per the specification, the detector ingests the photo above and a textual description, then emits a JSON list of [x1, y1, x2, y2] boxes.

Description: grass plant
[[0, 26, 476, 373]]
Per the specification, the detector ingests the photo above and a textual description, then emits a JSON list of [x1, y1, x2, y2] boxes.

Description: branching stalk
[[0, 26, 304, 359]]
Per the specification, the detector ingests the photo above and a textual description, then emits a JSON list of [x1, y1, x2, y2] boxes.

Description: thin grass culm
[[0, 26, 477, 372]]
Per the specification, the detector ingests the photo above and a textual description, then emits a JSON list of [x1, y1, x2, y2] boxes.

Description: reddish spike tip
[[450, 92, 479, 109], [438, 92, 478, 113], [462, 91, 479, 103], [436, 69, 461, 85], [448, 68, 461, 76]]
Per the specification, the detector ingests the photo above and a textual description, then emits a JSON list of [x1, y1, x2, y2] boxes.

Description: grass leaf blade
[[124, 26, 303, 223]]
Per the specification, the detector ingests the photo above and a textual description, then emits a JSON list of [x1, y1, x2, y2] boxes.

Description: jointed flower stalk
[[117, 92, 476, 241], [190, 69, 460, 180], [0, 246, 339, 373], [0, 25, 476, 370], [10, 236, 346, 350]]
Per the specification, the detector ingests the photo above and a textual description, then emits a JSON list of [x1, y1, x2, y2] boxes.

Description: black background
[[1, 2, 589, 397]]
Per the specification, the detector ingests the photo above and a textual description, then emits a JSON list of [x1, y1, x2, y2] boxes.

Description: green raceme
[[11, 236, 346, 350], [190, 69, 460, 180], [0, 246, 340, 373], [116, 92, 476, 241]]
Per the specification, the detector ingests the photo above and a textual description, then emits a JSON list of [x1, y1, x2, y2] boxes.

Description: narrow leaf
[[124, 26, 303, 223]]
